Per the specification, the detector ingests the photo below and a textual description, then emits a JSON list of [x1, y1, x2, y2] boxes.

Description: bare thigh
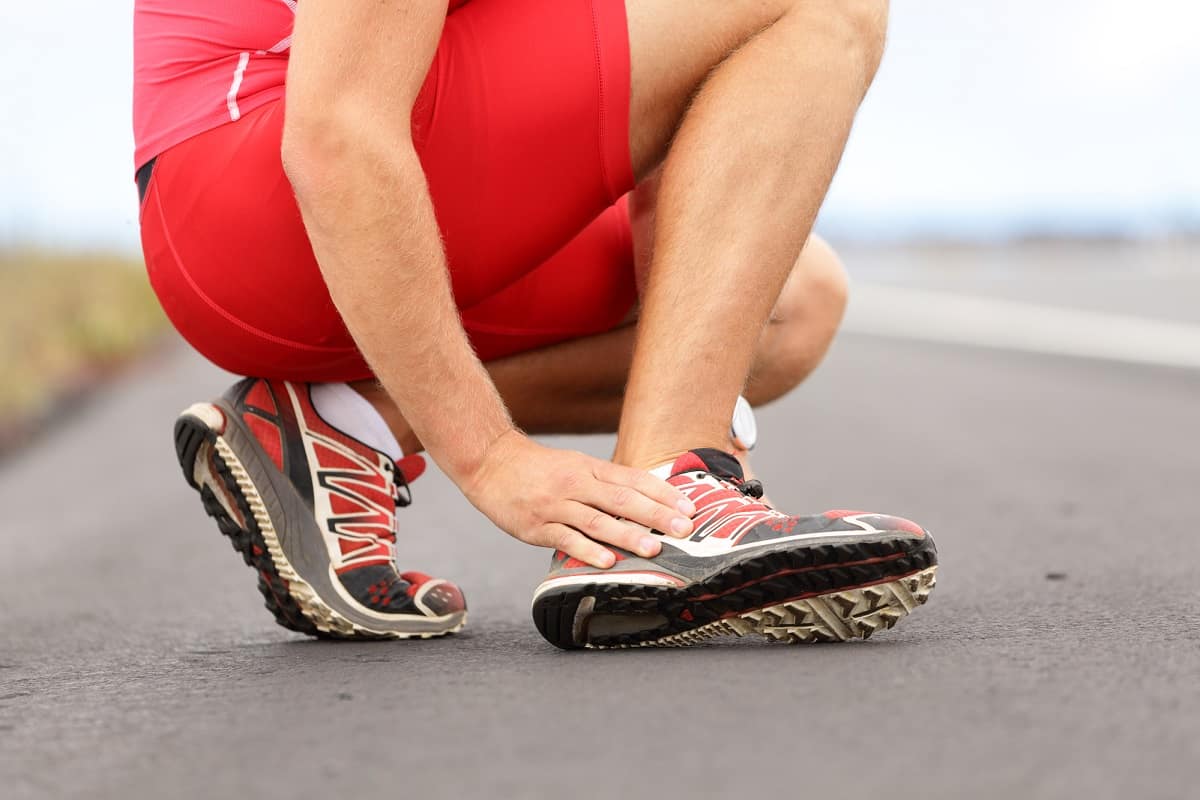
[[625, 0, 796, 177]]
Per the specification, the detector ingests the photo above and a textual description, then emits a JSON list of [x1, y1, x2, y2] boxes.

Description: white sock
[[309, 382, 404, 461]]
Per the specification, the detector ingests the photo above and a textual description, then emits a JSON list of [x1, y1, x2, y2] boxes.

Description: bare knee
[[627, 0, 887, 176], [745, 235, 849, 405], [772, 235, 849, 327], [782, 0, 889, 89], [843, 0, 890, 77]]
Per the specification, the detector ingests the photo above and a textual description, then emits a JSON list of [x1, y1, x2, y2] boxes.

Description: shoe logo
[[309, 436, 397, 569], [672, 473, 782, 542]]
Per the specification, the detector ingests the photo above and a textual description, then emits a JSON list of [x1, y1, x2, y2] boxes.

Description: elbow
[[280, 100, 414, 206], [280, 107, 351, 205]]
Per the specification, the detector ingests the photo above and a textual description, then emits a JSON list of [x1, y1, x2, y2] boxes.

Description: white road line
[[843, 283, 1200, 370]]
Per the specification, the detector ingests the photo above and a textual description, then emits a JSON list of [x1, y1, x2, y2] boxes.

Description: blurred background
[[2, 3, 1198, 799], [5, 0, 1199, 247], [1, 0, 1197, 449]]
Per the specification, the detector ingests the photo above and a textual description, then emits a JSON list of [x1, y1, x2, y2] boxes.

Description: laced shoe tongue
[[390, 454, 426, 526], [395, 454, 426, 484], [670, 448, 745, 482]]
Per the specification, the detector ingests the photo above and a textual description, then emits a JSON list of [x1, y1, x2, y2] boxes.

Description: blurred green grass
[[0, 250, 168, 426]]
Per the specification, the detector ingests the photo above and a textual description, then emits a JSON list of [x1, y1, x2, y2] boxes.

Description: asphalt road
[[3, 300, 1199, 799]]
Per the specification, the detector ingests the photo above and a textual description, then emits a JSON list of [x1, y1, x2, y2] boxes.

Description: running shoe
[[532, 448, 936, 649], [173, 378, 467, 639]]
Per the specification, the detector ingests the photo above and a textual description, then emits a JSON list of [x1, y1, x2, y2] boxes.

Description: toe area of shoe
[[823, 510, 929, 538], [404, 572, 468, 616]]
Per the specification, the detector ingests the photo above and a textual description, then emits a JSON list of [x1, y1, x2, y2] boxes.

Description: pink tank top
[[133, 1, 474, 172], [133, 0, 296, 170]]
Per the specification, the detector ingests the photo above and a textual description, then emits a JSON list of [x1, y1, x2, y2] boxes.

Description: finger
[[556, 501, 662, 559], [577, 482, 684, 545], [591, 460, 695, 538], [539, 524, 616, 570], [593, 459, 696, 516]]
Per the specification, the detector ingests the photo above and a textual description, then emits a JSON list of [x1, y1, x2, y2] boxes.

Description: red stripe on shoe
[[245, 380, 278, 416], [243, 412, 284, 472]]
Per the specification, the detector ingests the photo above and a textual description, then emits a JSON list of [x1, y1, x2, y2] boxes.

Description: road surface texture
[[3, 255, 1198, 799]]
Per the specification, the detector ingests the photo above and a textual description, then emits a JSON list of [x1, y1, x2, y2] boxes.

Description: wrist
[[436, 420, 521, 491], [451, 426, 525, 501]]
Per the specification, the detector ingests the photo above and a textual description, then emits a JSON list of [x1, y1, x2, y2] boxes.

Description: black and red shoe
[[173, 378, 467, 639], [532, 448, 937, 649]]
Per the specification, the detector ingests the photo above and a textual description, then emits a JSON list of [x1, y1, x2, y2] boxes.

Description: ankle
[[614, 439, 731, 474]]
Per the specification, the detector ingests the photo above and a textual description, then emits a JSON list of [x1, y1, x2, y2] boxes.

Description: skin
[[355, 233, 850, 453], [357, 231, 845, 516], [282, 0, 885, 569], [615, 0, 886, 469]]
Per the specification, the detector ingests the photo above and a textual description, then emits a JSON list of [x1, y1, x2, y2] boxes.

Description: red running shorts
[[139, 0, 636, 382]]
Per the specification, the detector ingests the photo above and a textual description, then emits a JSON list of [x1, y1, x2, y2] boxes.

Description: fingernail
[[639, 536, 661, 557], [671, 517, 693, 536], [598, 551, 616, 568], [677, 498, 696, 516]]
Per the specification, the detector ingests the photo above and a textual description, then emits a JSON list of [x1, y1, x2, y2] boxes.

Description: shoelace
[[375, 462, 410, 543], [696, 471, 765, 500], [386, 462, 413, 508], [738, 478, 765, 499]]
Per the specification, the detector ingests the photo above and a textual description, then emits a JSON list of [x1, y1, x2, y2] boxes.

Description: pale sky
[[1, 0, 1197, 252]]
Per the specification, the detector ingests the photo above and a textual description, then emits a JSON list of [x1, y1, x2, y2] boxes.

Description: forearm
[[285, 135, 512, 483], [274, 0, 689, 565]]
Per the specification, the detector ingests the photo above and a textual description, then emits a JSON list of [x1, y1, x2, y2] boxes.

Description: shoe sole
[[174, 402, 467, 641], [532, 540, 937, 649]]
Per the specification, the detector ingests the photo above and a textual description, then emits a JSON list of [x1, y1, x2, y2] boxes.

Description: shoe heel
[[533, 591, 593, 651], [173, 403, 225, 489]]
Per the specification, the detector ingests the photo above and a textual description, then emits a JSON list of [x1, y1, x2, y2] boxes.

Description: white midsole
[[531, 571, 684, 605], [658, 526, 901, 558]]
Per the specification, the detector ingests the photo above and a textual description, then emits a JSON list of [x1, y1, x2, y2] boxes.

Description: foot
[[531, 448, 937, 649], [174, 378, 467, 639]]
